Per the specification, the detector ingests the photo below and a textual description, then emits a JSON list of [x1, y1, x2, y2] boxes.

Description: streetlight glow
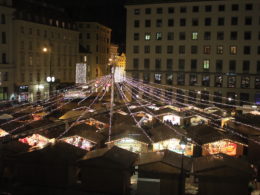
[[43, 47, 48, 52]]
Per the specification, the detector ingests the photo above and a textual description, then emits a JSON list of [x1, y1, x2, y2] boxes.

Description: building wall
[[77, 22, 111, 80], [0, 2, 15, 100], [126, 0, 260, 105]]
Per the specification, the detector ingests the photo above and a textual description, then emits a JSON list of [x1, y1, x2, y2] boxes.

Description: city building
[[12, 0, 79, 101], [125, 0, 260, 105], [77, 22, 111, 80], [0, 0, 15, 100]]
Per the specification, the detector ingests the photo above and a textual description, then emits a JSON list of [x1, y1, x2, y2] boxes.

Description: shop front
[[153, 138, 194, 156], [18, 85, 29, 102]]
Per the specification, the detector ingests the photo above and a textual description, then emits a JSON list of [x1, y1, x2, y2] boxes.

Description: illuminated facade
[[77, 22, 111, 80], [126, 0, 260, 105]]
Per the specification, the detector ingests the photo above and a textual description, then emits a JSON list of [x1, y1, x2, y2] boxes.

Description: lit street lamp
[[43, 46, 55, 97], [179, 136, 187, 195]]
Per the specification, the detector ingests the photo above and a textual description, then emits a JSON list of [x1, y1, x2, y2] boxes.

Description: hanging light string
[[125, 77, 260, 133], [4, 76, 110, 135], [121, 81, 250, 161], [125, 75, 258, 107], [0, 82, 86, 113], [57, 76, 111, 139], [115, 82, 154, 143], [123, 79, 260, 145]]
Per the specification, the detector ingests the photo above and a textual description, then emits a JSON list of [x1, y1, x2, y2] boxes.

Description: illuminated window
[[228, 76, 236, 88], [192, 32, 198, 40], [217, 45, 223, 54], [215, 75, 222, 87], [145, 33, 151, 40], [156, 32, 162, 40], [203, 60, 210, 70], [166, 73, 173, 85], [202, 75, 210, 86], [189, 74, 197, 86], [154, 73, 162, 84], [256, 77, 260, 89], [230, 46, 237, 54], [241, 76, 250, 88]]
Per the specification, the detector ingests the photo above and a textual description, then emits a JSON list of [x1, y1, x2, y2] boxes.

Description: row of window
[[19, 72, 73, 83], [132, 72, 260, 89], [77, 23, 111, 34], [134, 16, 256, 28], [133, 88, 260, 106], [132, 45, 260, 56], [79, 32, 110, 43], [133, 4, 253, 15], [132, 58, 260, 73], [133, 31, 260, 41]]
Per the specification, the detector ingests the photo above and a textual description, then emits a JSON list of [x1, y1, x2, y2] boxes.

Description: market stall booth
[[62, 135, 95, 151], [194, 154, 252, 195], [78, 146, 137, 195], [151, 124, 193, 156], [105, 124, 150, 153], [5, 141, 86, 189], [135, 150, 192, 195], [18, 133, 54, 149]]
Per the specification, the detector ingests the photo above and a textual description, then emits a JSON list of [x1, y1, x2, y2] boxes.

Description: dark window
[[201, 91, 209, 103], [157, 8, 163, 14], [231, 17, 238, 25], [179, 32, 186, 40], [133, 45, 139, 53], [204, 31, 211, 40], [190, 74, 197, 86], [134, 33, 139, 40], [167, 45, 173, 54], [245, 17, 252, 25], [202, 75, 210, 86], [191, 45, 198, 54], [204, 46, 211, 54], [188, 90, 197, 104], [180, 18, 186, 26], [192, 18, 199, 26], [144, 59, 150, 69], [179, 59, 185, 70], [243, 61, 250, 72], [177, 73, 185, 85], [176, 89, 185, 103], [213, 92, 222, 104], [205, 18, 211, 26], [134, 9, 140, 15], [229, 60, 236, 72], [3, 72, 8, 81], [244, 46, 251, 55], [230, 31, 237, 40], [155, 59, 161, 69], [167, 59, 173, 70], [215, 75, 223, 87], [191, 59, 197, 70], [180, 7, 187, 13], [258, 46, 260, 54], [155, 45, 162, 53], [168, 19, 174, 27], [227, 92, 236, 104], [143, 73, 150, 83], [205, 5, 212, 12], [144, 45, 150, 53], [179, 45, 185, 54], [216, 60, 223, 72], [133, 58, 139, 69], [2, 53, 6, 64], [145, 8, 151, 14], [134, 20, 139, 27], [256, 77, 260, 89], [156, 19, 162, 27], [244, 31, 251, 40], [240, 93, 249, 105], [167, 32, 174, 40], [219, 5, 225, 11], [145, 20, 151, 27], [245, 4, 253, 10], [241, 77, 250, 88], [232, 4, 239, 11], [1, 14, 5, 24], [217, 32, 224, 40], [1, 32, 6, 44], [193, 6, 199, 12], [218, 17, 225, 26], [168, 7, 174, 13], [227, 76, 236, 88], [257, 61, 260, 73]]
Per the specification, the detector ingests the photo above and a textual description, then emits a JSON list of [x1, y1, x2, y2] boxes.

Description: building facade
[[77, 22, 111, 80], [125, 0, 260, 105], [0, 0, 15, 100]]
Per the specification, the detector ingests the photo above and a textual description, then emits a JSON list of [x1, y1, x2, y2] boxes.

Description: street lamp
[[43, 46, 55, 97], [179, 136, 187, 195]]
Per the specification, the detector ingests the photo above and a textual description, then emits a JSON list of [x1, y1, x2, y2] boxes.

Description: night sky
[[42, 0, 127, 52]]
